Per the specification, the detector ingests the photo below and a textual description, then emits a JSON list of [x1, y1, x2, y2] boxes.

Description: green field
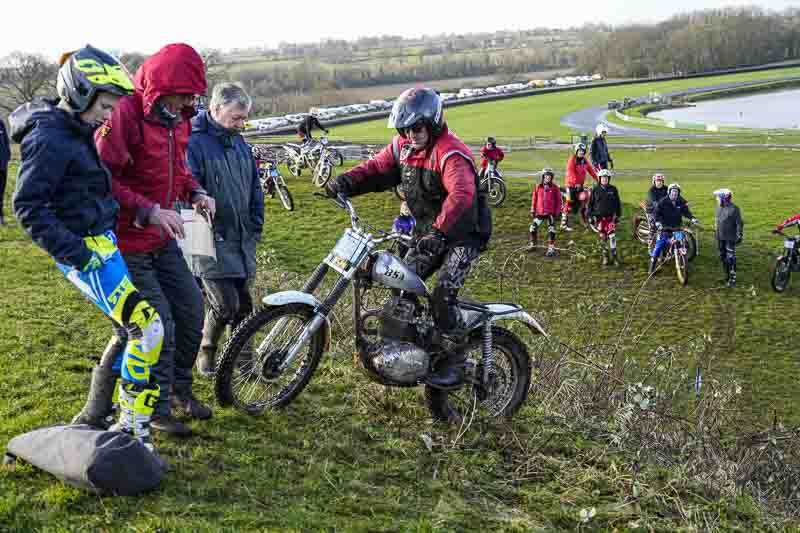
[[4, 73, 800, 529], [329, 67, 800, 142]]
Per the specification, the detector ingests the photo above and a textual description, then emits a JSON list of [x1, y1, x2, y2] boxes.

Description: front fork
[[477, 320, 496, 400]]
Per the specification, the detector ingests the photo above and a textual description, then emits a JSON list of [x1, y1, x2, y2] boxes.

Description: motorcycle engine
[[369, 295, 430, 385]]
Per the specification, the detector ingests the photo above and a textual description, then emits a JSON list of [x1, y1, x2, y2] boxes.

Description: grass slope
[[1, 145, 799, 529], [330, 67, 800, 141]]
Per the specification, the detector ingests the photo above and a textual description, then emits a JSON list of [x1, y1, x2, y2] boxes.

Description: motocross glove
[[325, 178, 346, 199], [691, 218, 700, 225], [81, 252, 104, 274], [417, 229, 448, 256]]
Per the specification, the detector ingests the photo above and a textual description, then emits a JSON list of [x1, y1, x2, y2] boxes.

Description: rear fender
[[262, 291, 331, 350], [485, 304, 548, 338]]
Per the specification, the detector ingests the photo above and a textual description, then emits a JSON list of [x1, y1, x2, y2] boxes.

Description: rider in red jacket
[[325, 88, 491, 390], [562, 143, 598, 231], [529, 168, 562, 256], [479, 137, 504, 178]]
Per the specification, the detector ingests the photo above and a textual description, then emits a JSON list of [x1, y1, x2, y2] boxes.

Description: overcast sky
[[0, 0, 795, 59]]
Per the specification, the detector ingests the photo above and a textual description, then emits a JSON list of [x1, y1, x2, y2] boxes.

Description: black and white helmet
[[387, 88, 444, 137], [540, 167, 555, 183], [57, 44, 134, 113], [574, 142, 587, 155], [668, 182, 681, 195], [598, 168, 613, 182]]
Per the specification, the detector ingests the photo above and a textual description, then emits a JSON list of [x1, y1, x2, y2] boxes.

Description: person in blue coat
[[0, 115, 10, 225], [187, 83, 264, 377]]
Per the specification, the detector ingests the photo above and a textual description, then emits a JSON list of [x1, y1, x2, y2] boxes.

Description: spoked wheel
[[288, 160, 302, 177], [771, 256, 791, 293], [276, 182, 294, 211], [486, 177, 507, 208], [425, 326, 531, 424], [214, 303, 325, 414], [675, 246, 689, 286], [685, 231, 698, 262], [313, 162, 333, 188], [633, 216, 650, 244]]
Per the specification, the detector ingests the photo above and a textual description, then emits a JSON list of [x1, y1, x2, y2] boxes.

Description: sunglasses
[[400, 122, 426, 136]]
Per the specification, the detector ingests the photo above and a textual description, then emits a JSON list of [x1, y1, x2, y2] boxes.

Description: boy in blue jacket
[[12, 45, 165, 464]]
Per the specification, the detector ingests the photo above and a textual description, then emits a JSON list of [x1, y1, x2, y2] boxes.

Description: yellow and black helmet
[[57, 45, 134, 113]]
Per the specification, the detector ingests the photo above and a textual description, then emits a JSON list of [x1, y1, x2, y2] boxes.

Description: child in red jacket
[[530, 168, 562, 256]]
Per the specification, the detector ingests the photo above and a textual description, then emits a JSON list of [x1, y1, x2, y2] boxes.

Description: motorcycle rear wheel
[[486, 177, 507, 208], [425, 326, 531, 424], [313, 162, 333, 188], [215, 303, 325, 414], [685, 231, 698, 262], [771, 256, 791, 293], [633, 216, 650, 244]]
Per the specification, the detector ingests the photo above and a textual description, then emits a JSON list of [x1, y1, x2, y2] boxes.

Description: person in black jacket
[[590, 124, 613, 170], [645, 173, 668, 248], [649, 183, 700, 274], [12, 45, 166, 466], [0, 116, 10, 225], [187, 83, 264, 377], [588, 169, 622, 266], [713, 188, 743, 288], [297, 108, 329, 145]]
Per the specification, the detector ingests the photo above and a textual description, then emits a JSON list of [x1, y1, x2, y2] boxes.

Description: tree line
[[576, 7, 800, 78], [2, 8, 799, 117]]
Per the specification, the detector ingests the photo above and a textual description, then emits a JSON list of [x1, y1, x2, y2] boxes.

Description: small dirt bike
[[651, 226, 692, 285], [482, 161, 507, 208], [632, 202, 698, 261], [214, 194, 544, 422], [259, 158, 294, 212], [310, 135, 336, 188], [770, 225, 800, 293]]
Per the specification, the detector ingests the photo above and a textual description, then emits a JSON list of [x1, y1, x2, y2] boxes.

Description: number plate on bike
[[673, 231, 684, 241], [270, 169, 279, 178], [785, 240, 795, 249], [325, 230, 370, 274]]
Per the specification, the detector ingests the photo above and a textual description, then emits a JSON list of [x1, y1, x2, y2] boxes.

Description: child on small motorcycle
[[479, 137, 504, 178], [562, 143, 598, 231], [588, 169, 622, 266], [645, 173, 668, 248], [529, 168, 562, 256], [649, 183, 700, 275], [713, 188, 743, 288]]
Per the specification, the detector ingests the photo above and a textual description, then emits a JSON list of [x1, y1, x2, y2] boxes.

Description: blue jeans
[[651, 232, 671, 258]]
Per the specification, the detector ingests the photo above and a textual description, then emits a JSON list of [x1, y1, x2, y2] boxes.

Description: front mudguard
[[484, 304, 548, 338], [262, 291, 332, 350]]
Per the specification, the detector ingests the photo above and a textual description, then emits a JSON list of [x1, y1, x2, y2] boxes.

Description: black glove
[[325, 178, 345, 199], [417, 230, 447, 256]]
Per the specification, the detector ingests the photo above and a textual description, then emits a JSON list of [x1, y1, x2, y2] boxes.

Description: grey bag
[[4, 424, 165, 495]]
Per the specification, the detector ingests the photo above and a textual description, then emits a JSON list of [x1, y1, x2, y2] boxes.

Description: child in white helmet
[[530, 168, 562, 256], [713, 188, 743, 288]]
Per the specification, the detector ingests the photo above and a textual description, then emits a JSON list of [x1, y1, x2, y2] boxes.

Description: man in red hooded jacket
[[95, 43, 215, 437]]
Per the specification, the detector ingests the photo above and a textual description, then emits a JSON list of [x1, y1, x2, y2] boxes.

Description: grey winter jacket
[[714, 203, 743, 242], [187, 111, 264, 279]]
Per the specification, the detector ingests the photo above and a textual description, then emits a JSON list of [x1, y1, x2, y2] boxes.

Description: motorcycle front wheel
[[632, 216, 650, 244], [771, 256, 791, 293], [215, 303, 325, 414], [313, 162, 332, 188], [486, 177, 507, 208], [685, 231, 698, 262], [276, 182, 294, 211], [675, 246, 689, 286], [333, 151, 344, 167], [425, 326, 531, 424]]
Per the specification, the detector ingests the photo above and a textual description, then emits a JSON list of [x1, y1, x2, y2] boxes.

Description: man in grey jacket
[[713, 188, 743, 288], [187, 83, 264, 376]]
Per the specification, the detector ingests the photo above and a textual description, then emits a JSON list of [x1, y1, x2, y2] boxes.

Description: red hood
[[134, 43, 207, 116]]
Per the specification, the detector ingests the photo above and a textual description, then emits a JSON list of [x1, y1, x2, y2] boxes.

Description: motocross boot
[[560, 214, 572, 232], [727, 268, 737, 288], [197, 310, 227, 379], [648, 257, 658, 275], [612, 249, 620, 267], [427, 351, 466, 390], [115, 380, 168, 470], [528, 230, 537, 251], [71, 365, 119, 429], [601, 247, 609, 267], [546, 244, 556, 257]]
